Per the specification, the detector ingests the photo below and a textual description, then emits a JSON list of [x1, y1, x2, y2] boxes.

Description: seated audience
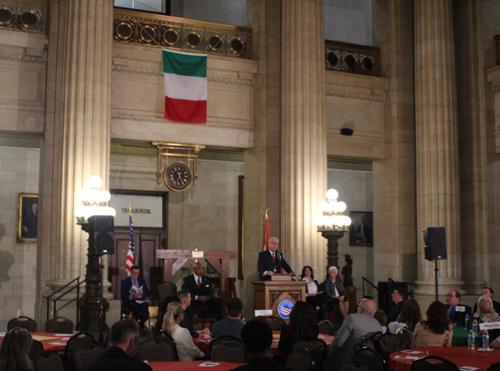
[[120, 264, 150, 334], [490, 336, 500, 348], [177, 290, 210, 338], [373, 310, 388, 332], [473, 295, 500, 322], [323, 266, 349, 318], [163, 302, 205, 361], [230, 320, 293, 371], [446, 290, 471, 327], [411, 301, 452, 348], [82, 320, 152, 371], [473, 287, 500, 314], [278, 301, 319, 354], [324, 299, 382, 371], [301, 266, 324, 314], [387, 287, 407, 323], [388, 298, 422, 333], [212, 298, 245, 340], [0, 327, 33, 371]]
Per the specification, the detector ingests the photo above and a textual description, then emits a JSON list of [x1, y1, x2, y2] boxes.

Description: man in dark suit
[[257, 237, 296, 278], [120, 264, 150, 333], [473, 287, 500, 314], [446, 290, 472, 327], [82, 320, 152, 371], [182, 262, 223, 321], [356, 216, 372, 244]]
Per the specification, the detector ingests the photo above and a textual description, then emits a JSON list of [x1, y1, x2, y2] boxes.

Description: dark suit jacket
[[82, 346, 152, 371], [120, 276, 150, 313], [257, 250, 292, 277], [446, 304, 472, 327], [182, 274, 213, 299]]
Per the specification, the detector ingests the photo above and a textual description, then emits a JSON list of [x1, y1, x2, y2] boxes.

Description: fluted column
[[414, 0, 464, 294], [281, 0, 327, 276], [37, 0, 113, 316]]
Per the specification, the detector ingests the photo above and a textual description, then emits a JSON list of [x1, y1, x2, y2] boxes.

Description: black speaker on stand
[[423, 227, 447, 302]]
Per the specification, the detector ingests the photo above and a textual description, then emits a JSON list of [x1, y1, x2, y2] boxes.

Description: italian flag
[[163, 49, 207, 123]]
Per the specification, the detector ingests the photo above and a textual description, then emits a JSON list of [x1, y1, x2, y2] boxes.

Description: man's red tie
[[197, 277, 201, 287], [272, 254, 276, 264]]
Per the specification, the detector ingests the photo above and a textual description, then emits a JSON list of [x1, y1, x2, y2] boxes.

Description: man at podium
[[258, 237, 297, 278]]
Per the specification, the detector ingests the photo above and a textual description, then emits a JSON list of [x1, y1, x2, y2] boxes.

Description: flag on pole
[[125, 205, 135, 275], [163, 49, 207, 123], [264, 209, 270, 251]]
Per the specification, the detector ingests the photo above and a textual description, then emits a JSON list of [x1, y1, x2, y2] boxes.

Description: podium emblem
[[277, 300, 294, 319]]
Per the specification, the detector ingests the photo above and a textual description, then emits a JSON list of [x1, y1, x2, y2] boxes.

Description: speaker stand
[[433, 259, 439, 302], [99, 255, 104, 345]]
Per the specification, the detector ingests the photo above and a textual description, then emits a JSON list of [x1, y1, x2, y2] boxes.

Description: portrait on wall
[[17, 193, 38, 242], [349, 211, 373, 246]]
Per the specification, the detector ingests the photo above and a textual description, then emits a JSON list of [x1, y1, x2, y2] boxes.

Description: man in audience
[[177, 289, 210, 338], [258, 237, 297, 278], [324, 299, 382, 371], [212, 298, 245, 340], [120, 264, 150, 334], [230, 320, 293, 371], [182, 262, 223, 321], [446, 290, 472, 327], [82, 320, 152, 371], [473, 287, 500, 314], [388, 287, 407, 323]]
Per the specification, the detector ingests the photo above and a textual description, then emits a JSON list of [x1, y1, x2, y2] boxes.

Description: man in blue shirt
[[212, 298, 245, 340]]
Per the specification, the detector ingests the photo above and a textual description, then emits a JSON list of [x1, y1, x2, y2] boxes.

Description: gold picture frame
[[17, 193, 38, 243]]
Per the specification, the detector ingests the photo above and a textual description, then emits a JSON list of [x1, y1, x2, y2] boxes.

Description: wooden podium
[[252, 274, 307, 324]]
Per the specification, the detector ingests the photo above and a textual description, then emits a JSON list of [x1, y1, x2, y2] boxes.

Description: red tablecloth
[[150, 361, 244, 371], [0, 332, 71, 352], [193, 331, 334, 358], [388, 347, 500, 371]]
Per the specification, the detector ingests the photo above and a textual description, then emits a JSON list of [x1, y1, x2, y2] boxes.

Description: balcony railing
[[325, 40, 381, 77], [0, 0, 47, 34], [113, 8, 252, 59]]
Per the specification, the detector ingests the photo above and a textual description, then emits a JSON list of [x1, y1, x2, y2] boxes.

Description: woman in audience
[[411, 301, 452, 348], [301, 266, 324, 313], [374, 310, 388, 332], [323, 266, 349, 318], [278, 301, 319, 354], [0, 327, 33, 371], [473, 295, 500, 322], [388, 298, 422, 333], [163, 302, 205, 361]]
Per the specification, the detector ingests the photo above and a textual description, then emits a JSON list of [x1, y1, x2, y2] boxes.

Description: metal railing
[[44, 277, 86, 323], [325, 40, 381, 77], [0, 0, 48, 34], [362, 276, 378, 299]]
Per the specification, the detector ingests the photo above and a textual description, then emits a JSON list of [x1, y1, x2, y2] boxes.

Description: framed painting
[[349, 211, 373, 246], [17, 193, 38, 242]]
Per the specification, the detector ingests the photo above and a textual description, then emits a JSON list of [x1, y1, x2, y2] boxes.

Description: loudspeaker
[[88, 215, 115, 256], [423, 227, 447, 261]]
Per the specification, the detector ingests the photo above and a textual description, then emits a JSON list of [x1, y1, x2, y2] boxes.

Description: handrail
[[362, 276, 378, 299], [44, 277, 86, 323]]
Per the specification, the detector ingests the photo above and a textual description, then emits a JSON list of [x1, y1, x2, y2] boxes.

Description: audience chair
[[318, 320, 334, 335], [29, 339, 43, 363], [378, 333, 402, 361], [289, 337, 327, 371], [257, 316, 286, 331], [395, 327, 413, 350], [154, 331, 178, 360], [361, 331, 384, 355], [35, 350, 64, 371], [209, 335, 242, 353], [7, 316, 37, 332], [487, 362, 500, 371], [355, 347, 388, 371], [137, 338, 179, 362], [157, 282, 178, 327], [63, 332, 95, 371], [211, 341, 246, 363], [411, 355, 460, 371], [45, 317, 75, 334], [72, 343, 104, 371], [284, 348, 315, 371], [340, 360, 370, 371]]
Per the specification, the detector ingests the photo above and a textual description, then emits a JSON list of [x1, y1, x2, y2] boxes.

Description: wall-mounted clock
[[163, 161, 193, 191]]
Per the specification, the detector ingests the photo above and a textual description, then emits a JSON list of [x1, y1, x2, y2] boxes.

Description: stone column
[[414, 0, 464, 294], [281, 0, 327, 275], [36, 0, 113, 321]]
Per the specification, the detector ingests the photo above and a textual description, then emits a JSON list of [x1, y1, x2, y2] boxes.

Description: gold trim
[[19, 9, 38, 29], [185, 31, 202, 48], [229, 37, 244, 55], [162, 161, 193, 192], [115, 21, 133, 40], [0, 1, 47, 34], [0, 6, 13, 26], [17, 192, 38, 243], [163, 27, 180, 46], [208, 34, 223, 51], [139, 24, 157, 43]]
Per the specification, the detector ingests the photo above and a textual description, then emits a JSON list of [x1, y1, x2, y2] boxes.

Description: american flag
[[125, 209, 135, 275], [280, 307, 292, 316]]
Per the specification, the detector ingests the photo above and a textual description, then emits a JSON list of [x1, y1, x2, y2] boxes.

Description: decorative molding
[[112, 116, 253, 132], [0, 106, 44, 114], [327, 156, 372, 172], [326, 90, 385, 102], [0, 135, 40, 148], [0, 53, 47, 64], [0, 0, 48, 34], [208, 75, 255, 86]]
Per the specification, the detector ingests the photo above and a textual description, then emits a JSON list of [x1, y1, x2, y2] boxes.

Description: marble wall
[[324, 0, 373, 46]]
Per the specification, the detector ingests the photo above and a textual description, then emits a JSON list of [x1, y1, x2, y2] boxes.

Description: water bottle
[[483, 330, 490, 350], [472, 318, 479, 336], [468, 329, 475, 349], [465, 314, 469, 329]]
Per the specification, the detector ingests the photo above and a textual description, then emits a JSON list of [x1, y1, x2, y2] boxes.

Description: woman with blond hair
[[0, 328, 33, 371], [473, 295, 500, 322], [162, 302, 205, 361]]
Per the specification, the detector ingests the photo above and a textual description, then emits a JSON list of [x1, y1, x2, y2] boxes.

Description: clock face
[[163, 162, 193, 191]]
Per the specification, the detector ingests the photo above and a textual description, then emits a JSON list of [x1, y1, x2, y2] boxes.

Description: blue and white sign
[[277, 300, 294, 319]]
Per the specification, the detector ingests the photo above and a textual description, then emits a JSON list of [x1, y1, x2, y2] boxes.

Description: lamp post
[[314, 189, 351, 276], [74, 176, 115, 335]]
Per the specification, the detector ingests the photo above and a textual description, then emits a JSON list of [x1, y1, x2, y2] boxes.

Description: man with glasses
[[446, 290, 471, 327], [258, 237, 297, 278], [120, 264, 150, 334]]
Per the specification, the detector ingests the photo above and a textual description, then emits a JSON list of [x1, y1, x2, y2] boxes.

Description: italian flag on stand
[[163, 49, 207, 123]]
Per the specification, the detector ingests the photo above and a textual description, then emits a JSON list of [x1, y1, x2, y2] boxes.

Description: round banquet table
[[150, 361, 244, 371], [388, 347, 500, 371], [0, 332, 72, 351]]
